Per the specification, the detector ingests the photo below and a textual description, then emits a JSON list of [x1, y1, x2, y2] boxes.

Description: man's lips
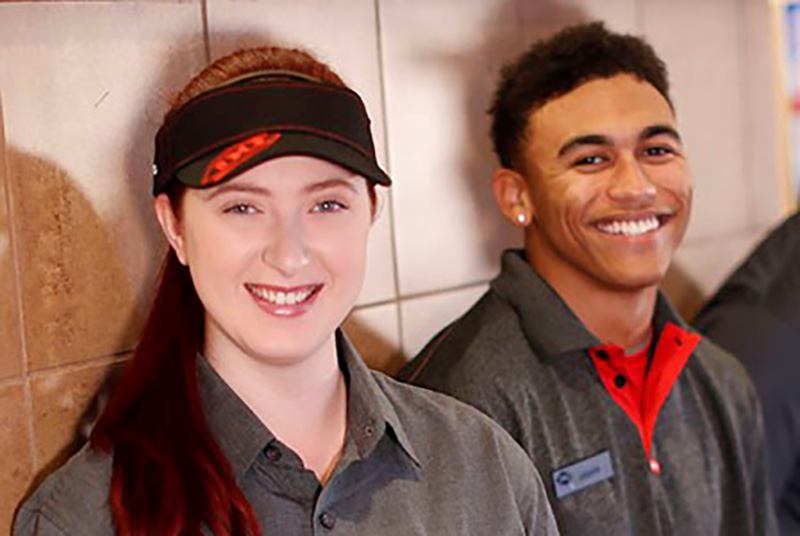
[[592, 212, 674, 237]]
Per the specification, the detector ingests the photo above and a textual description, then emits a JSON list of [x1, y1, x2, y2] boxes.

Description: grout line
[[0, 94, 38, 472], [26, 352, 131, 381], [0, 376, 24, 391], [372, 0, 406, 349], [352, 279, 491, 312], [201, 0, 211, 64]]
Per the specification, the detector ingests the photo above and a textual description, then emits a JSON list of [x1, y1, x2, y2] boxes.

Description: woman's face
[[156, 155, 373, 367]]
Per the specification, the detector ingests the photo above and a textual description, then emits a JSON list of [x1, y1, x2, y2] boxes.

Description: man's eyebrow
[[204, 183, 272, 201], [641, 124, 681, 142], [558, 134, 613, 158], [304, 177, 360, 194]]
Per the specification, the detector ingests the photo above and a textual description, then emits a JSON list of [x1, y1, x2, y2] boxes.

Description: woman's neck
[[205, 335, 348, 485]]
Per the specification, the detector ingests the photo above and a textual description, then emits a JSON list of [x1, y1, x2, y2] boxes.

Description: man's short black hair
[[489, 22, 671, 170]]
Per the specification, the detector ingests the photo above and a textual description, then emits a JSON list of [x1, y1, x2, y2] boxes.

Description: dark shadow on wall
[[7, 146, 134, 501], [14, 30, 207, 507], [6, 147, 138, 371], [454, 0, 589, 267], [662, 262, 707, 322]]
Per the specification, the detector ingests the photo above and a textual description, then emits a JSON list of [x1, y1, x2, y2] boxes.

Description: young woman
[[14, 46, 557, 536]]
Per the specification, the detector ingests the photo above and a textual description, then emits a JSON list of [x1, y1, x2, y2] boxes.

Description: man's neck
[[526, 252, 658, 349]]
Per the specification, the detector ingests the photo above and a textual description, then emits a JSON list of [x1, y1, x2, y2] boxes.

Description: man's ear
[[153, 194, 188, 265], [492, 167, 534, 227]]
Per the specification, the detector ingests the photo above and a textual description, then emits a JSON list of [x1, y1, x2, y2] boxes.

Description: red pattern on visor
[[201, 132, 282, 187]]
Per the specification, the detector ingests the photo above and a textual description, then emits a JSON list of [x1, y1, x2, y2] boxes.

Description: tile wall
[[0, 0, 787, 530]]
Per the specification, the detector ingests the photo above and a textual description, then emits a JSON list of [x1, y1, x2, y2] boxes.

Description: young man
[[695, 211, 800, 535], [400, 22, 776, 535]]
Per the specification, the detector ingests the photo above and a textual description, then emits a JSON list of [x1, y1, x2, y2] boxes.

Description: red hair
[[91, 46, 353, 535]]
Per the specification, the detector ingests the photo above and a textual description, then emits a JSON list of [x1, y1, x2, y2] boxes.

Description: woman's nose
[[261, 218, 311, 276]]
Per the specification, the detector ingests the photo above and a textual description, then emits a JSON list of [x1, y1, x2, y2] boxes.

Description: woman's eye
[[223, 203, 258, 215], [312, 200, 347, 213]]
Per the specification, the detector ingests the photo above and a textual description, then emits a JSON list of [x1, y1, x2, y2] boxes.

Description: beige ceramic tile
[[739, 0, 785, 227], [381, 0, 527, 296], [664, 226, 770, 321], [30, 358, 126, 476], [0, 3, 205, 370], [0, 101, 24, 380], [0, 382, 34, 535], [343, 302, 403, 375], [641, 0, 751, 242], [400, 284, 488, 358], [206, 0, 397, 306]]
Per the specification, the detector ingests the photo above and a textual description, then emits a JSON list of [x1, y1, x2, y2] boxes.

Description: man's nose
[[607, 156, 657, 206]]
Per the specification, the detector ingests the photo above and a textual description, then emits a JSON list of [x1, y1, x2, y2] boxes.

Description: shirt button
[[649, 458, 662, 474], [614, 374, 627, 388], [264, 444, 282, 462], [595, 349, 609, 360], [364, 424, 375, 437], [319, 512, 336, 530]]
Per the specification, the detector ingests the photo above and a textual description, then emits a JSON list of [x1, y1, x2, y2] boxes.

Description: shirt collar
[[197, 331, 419, 483], [491, 249, 690, 356], [337, 332, 421, 467]]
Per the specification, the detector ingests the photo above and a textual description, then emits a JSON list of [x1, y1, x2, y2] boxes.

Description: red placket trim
[[589, 322, 699, 468], [640, 323, 700, 458]]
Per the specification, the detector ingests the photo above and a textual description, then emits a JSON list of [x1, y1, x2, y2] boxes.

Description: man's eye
[[573, 155, 606, 166], [312, 200, 347, 213], [643, 146, 674, 157], [224, 203, 257, 215]]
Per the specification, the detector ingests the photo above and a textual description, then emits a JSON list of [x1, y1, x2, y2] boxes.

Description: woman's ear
[[492, 167, 534, 227], [153, 194, 188, 265]]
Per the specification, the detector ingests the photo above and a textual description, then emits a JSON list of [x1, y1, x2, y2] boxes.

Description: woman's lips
[[245, 283, 323, 317]]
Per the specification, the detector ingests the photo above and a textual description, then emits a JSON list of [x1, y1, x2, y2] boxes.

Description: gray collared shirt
[[401, 250, 777, 536], [14, 333, 558, 535]]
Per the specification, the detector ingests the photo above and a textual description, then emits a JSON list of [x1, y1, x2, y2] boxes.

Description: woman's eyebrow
[[304, 177, 360, 194], [203, 183, 272, 201]]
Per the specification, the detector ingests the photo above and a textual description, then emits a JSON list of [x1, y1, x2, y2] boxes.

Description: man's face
[[519, 73, 692, 292]]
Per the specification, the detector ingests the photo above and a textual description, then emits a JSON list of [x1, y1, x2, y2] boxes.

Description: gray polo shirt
[[14, 333, 558, 535], [400, 250, 777, 536]]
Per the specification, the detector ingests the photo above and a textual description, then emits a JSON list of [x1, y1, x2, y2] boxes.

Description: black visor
[[152, 78, 391, 195]]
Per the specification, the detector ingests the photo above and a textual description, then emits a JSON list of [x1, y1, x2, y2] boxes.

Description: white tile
[[400, 284, 488, 358], [206, 0, 397, 305], [641, 0, 750, 242], [0, 2, 205, 296], [0, 3, 206, 366], [380, 0, 528, 295], [343, 302, 402, 374], [664, 226, 770, 320]]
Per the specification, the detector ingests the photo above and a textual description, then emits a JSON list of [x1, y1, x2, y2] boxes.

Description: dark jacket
[[696, 212, 800, 535]]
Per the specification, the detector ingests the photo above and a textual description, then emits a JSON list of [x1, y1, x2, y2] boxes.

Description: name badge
[[552, 450, 614, 499]]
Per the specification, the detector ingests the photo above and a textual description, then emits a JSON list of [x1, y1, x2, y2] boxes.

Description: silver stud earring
[[516, 212, 527, 225]]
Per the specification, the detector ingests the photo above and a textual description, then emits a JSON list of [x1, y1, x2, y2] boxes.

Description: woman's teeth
[[596, 216, 660, 237], [249, 286, 315, 305]]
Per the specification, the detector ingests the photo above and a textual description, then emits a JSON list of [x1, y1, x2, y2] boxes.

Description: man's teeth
[[596, 216, 660, 237], [250, 286, 314, 305]]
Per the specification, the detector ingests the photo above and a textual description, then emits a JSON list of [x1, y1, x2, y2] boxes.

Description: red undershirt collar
[[588, 322, 701, 473]]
